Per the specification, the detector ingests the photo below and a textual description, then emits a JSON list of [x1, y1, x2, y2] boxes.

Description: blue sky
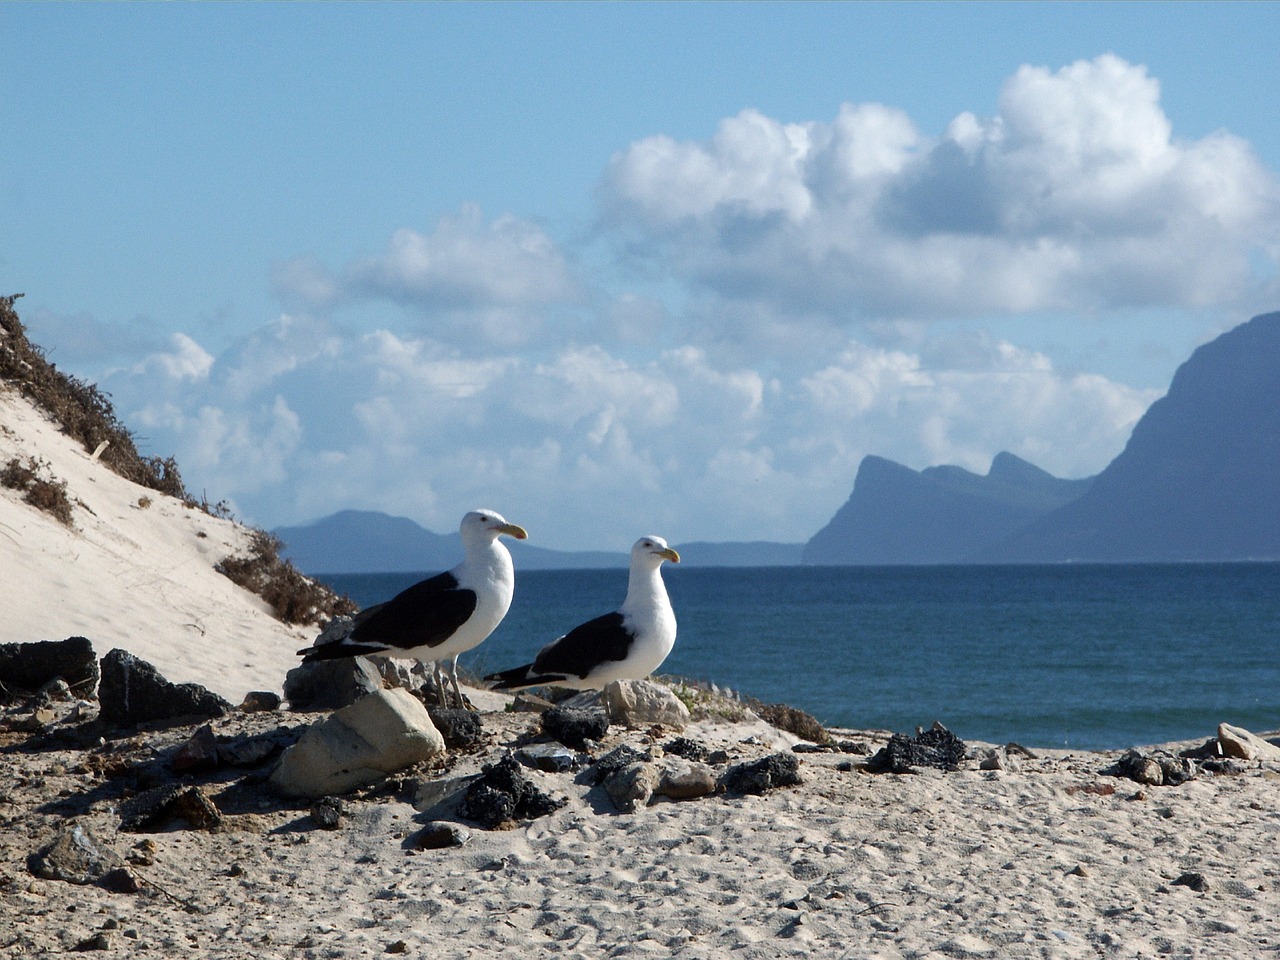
[[4, 2, 1279, 550]]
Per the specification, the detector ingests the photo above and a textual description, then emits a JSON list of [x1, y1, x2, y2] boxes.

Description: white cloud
[[602, 54, 1280, 318], [270, 205, 580, 351]]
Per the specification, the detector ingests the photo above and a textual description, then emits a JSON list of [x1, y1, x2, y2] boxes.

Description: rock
[[171, 724, 219, 773], [662, 737, 710, 762], [427, 708, 485, 751], [1217, 723, 1280, 761], [977, 747, 1019, 773], [1104, 749, 1197, 787], [458, 754, 564, 828], [97, 649, 231, 728], [282, 656, 383, 711], [1172, 871, 1209, 892], [310, 797, 344, 830], [591, 744, 650, 784], [866, 726, 967, 774], [270, 688, 446, 799], [604, 762, 658, 812], [516, 743, 580, 773], [99, 867, 141, 894], [721, 753, 803, 795], [218, 729, 295, 767], [239, 691, 281, 713], [411, 821, 471, 850], [511, 691, 555, 713], [602, 680, 690, 730], [541, 705, 609, 749], [657, 759, 717, 800], [411, 775, 476, 814], [28, 825, 125, 885], [119, 785, 223, 832], [0, 637, 99, 701]]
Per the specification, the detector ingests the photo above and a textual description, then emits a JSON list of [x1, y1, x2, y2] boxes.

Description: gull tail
[[298, 639, 389, 663], [484, 663, 568, 691]]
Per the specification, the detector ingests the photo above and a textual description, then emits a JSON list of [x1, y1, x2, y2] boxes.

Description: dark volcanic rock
[[28, 825, 125, 885], [428, 707, 485, 750], [663, 737, 711, 762], [458, 754, 564, 828], [866, 727, 968, 774], [97, 649, 231, 728], [721, 753, 803, 795], [282, 657, 382, 711], [541, 705, 609, 750], [119, 785, 223, 832], [0, 637, 99, 701], [591, 744, 650, 784]]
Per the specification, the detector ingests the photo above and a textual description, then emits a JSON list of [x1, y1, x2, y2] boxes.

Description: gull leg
[[448, 656, 466, 710], [432, 660, 450, 708]]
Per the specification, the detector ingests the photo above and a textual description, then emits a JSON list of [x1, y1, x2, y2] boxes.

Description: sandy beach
[[3, 688, 1279, 960]]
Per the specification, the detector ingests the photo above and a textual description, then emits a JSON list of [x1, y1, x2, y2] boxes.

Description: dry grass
[[1, 293, 355, 627]]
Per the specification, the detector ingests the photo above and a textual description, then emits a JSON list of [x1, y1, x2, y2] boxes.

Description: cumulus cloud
[[602, 54, 1280, 318], [272, 205, 581, 350]]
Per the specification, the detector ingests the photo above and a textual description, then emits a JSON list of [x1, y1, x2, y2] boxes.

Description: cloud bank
[[602, 54, 1278, 318], [65, 56, 1277, 548]]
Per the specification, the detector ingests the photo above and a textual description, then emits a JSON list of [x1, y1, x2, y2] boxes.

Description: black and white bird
[[485, 535, 680, 692], [299, 508, 528, 707]]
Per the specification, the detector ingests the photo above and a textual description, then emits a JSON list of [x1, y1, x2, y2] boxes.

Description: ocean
[[317, 563, 1280, 751]]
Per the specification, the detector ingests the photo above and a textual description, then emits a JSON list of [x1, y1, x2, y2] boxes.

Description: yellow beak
[[499, 523, 529, 541], [659, 547, 680, 563]]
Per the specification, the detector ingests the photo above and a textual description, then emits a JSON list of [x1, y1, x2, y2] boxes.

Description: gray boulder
[[1217, 723, 1280, 761], [602, 679, 691, 730], [271, 688, 445, 799]]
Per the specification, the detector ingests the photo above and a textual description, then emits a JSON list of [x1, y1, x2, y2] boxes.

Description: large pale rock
[[271, 688, 445, 798], [1218, 723, 1280, 761], [603, 679, 691, 730]]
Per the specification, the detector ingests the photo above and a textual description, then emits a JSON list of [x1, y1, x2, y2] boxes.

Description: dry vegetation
[[0, 455, 74, 527], [217, 530, 356, 625], [0, 293, 354, 626]]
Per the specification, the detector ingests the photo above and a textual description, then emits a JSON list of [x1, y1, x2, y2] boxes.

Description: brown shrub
[[217, 530, 358, 626], [1, 456, 74, 526]]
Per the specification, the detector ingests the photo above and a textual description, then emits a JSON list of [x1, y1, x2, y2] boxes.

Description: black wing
[[533, 612, 633, 680], [351, 571, 478, 651]]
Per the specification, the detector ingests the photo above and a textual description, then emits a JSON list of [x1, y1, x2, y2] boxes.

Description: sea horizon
[[317, 561, 1280, 752]]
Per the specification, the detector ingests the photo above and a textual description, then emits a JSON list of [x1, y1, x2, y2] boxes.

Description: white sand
[[1, 386, 310, 701]]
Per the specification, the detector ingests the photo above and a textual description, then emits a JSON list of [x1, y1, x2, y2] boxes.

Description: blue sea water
[[318, 563, 1280, 751]]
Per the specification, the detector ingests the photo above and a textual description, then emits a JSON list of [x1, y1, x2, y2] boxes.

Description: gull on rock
[[299, 508, 528, 707], [485, 535, 680, 692]]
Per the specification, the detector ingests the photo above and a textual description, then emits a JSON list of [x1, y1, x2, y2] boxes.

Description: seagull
[[299, 508, 528, 708], [485, 535, 680, 692]]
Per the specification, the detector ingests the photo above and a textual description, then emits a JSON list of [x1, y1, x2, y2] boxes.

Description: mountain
[[273, 509, 803, 572], [802, 452, 1093, 565], [985, 311, 1280, 562]]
